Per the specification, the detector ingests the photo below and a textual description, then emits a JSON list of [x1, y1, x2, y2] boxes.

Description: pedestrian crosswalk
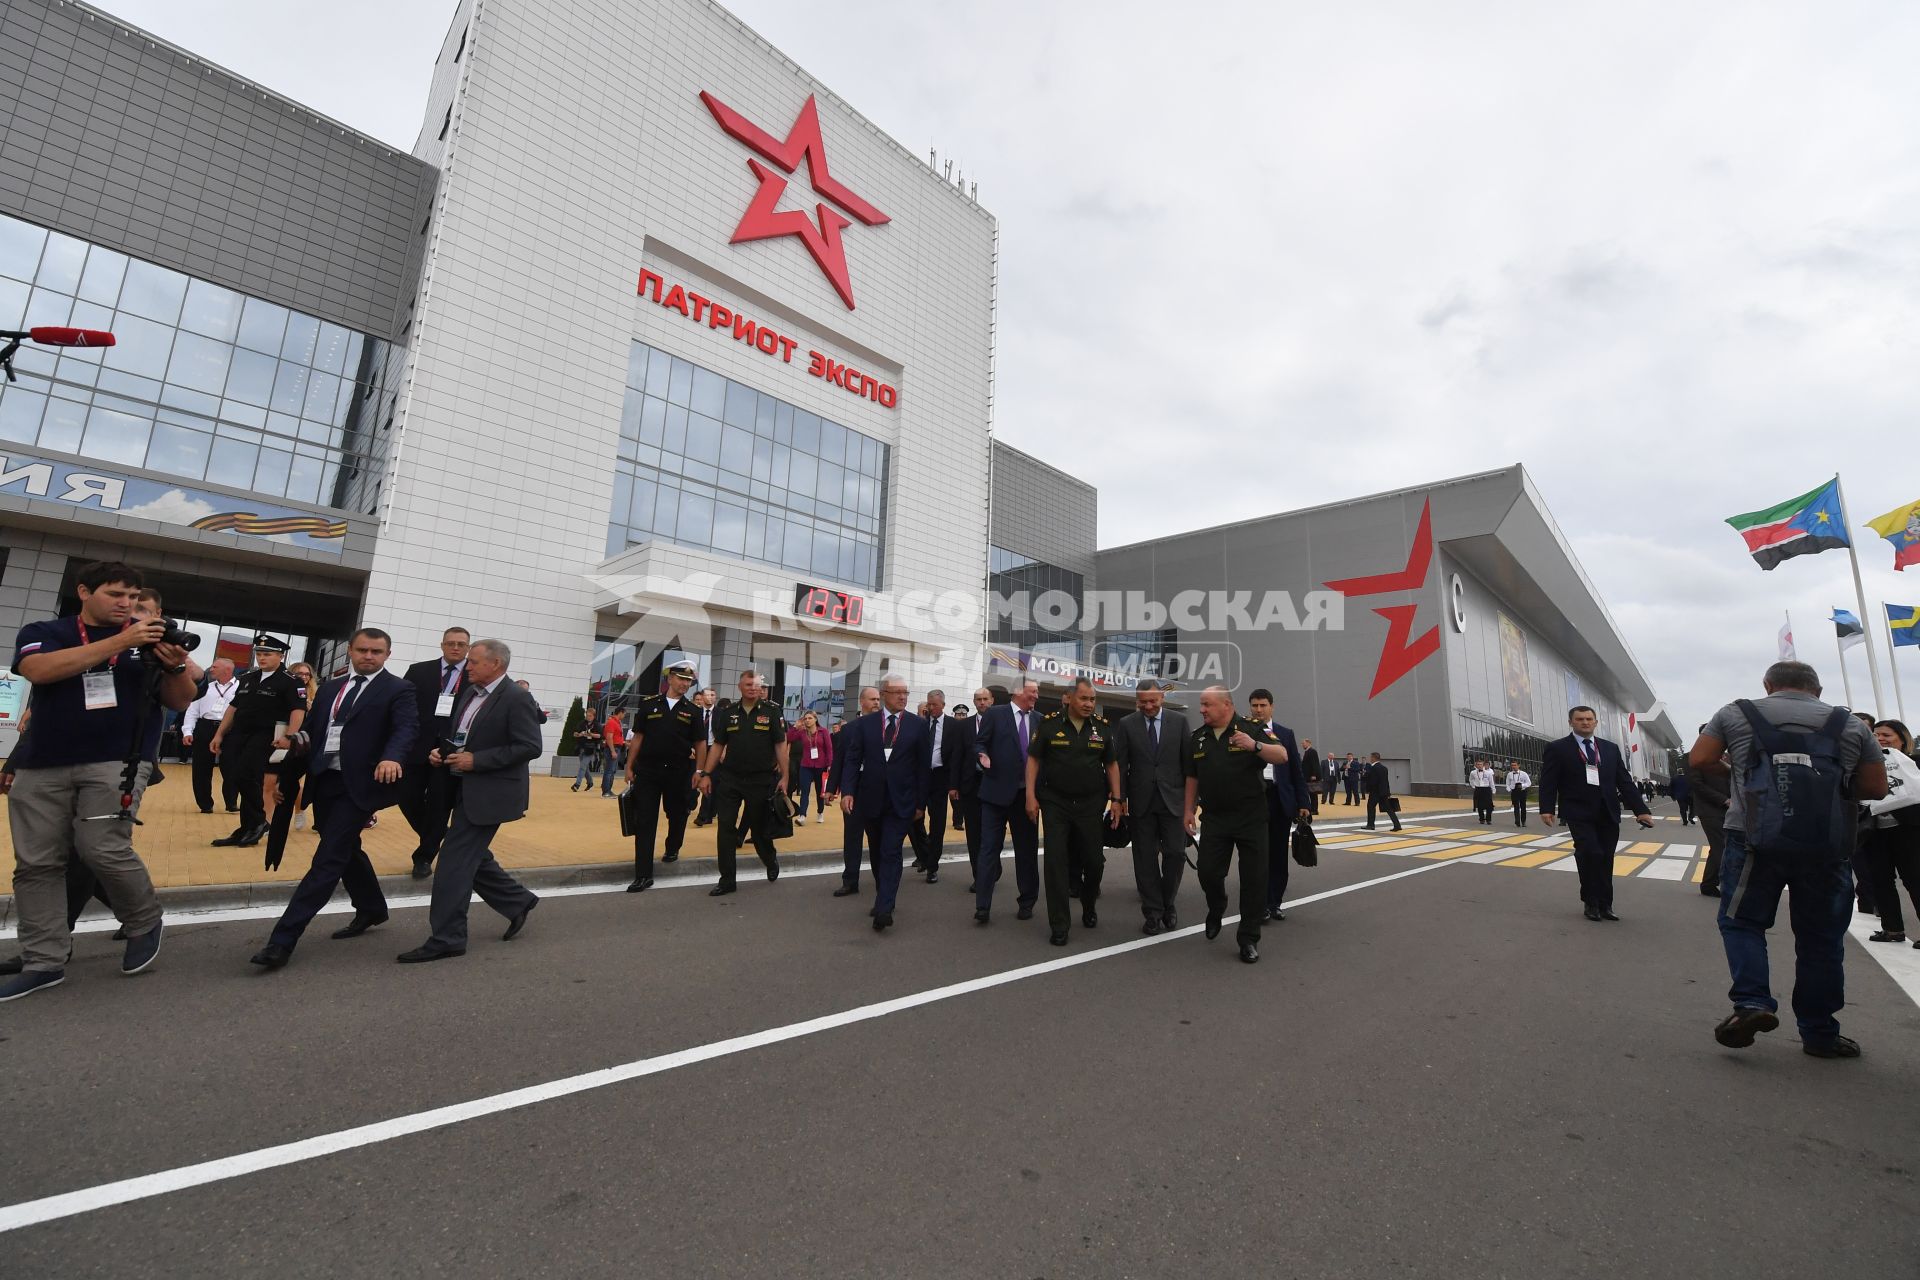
[[1314, 823, 1711, 883]]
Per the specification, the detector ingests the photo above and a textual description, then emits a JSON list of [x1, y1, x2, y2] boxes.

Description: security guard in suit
[[1026, 676, 1120, 946], [622, 659, 703, 893], [1183, 685, 1285, 964], [210, 634, 306, 847]]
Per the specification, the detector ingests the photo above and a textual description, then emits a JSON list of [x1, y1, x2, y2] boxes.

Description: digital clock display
[[793, 583, 865, 627]]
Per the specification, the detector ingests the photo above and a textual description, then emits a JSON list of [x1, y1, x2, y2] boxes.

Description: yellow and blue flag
[[1889, 603, 1920, 649]]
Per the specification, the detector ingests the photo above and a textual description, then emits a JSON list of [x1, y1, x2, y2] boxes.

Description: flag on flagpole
[[1726, 479, 1849, 570], [1889, 603, 1920, 649], [1866, 498, 1920, 572], [1778, 618, 1796, 660], [1832, 608, 1865, 650]]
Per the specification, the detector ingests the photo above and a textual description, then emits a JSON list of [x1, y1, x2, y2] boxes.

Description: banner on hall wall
[[0, 449, 348, 556], [1498, 612, 1533, 724]]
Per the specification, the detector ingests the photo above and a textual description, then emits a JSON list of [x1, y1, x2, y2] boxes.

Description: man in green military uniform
[[209, 634, 307, 848], [1183, 684, 1287, 964], [622, 659, 703, 893], [1025, 676, 1122, 946], [697, 669, 789, 897]]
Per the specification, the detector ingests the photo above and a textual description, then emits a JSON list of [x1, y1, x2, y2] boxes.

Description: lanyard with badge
[[74, 619, 121, 711], [436, 664, 461, 718], [323, 677, 359, 757], [1581, 740, 1601, 787]]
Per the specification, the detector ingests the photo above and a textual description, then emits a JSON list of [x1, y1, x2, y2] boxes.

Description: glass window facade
[[0, 213, 388, 512], [607, 342, 889, 589], [989, 543, 1085, 657]]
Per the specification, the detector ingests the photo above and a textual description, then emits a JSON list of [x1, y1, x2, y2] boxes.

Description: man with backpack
[[1688, 661, 1886, 1059]]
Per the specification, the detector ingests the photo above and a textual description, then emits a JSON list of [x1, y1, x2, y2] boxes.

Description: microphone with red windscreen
[[1, 325, 117, 382]]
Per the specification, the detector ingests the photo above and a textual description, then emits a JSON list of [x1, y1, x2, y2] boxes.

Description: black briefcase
[[1290, 821, 1318, 868], [1384, 796, 1401, 814], [617, 786, 641, 838], [763, 789, 797, 841], [1103, 810, 1132, 849]]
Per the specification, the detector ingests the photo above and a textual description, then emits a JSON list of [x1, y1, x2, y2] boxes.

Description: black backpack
[[1734, 699, 1855, 857]]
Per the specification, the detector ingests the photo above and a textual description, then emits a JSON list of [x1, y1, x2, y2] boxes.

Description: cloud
[[115, 489, 221, 525]]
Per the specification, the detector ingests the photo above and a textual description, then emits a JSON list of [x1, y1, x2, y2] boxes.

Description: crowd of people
[[4, 566, 1916, 1063]]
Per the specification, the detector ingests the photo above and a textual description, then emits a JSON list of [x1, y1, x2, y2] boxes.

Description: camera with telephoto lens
[[147, 617, 201, 653]]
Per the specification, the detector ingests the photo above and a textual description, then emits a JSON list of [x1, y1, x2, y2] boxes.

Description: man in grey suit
[[1108, 680, 1190, 935], [398, 638, 541, 963]]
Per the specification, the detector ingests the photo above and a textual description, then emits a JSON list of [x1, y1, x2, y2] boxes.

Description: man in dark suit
[[948, 688, 993, 892], [1364, 752, 1401, 831], [972, 678, 1043, 924], [1109, 679, 1189, 934], [1300, 738, 1322, 816], [397, 625, 469, 879], [1344, 754, 1364, 804], [828, 685, 880, 896], [838, 674, 930, 931], [250, 628, 417, 969], [908, 689, 957, 882], [1539, 705, 1654, 921], [398, 638, 541, 962], [1248, 689, 1309, 921]]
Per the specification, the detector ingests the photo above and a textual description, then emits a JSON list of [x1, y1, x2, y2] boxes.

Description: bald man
[[829, 685, 882, 896]]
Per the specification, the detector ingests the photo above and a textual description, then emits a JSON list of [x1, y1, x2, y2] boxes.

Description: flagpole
[[1882, 602, 1910, 722], [1834, 473, 1889, 713]]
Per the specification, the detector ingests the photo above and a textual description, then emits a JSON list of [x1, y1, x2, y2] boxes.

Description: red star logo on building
[[1322, 498, 1442, 699], [700, 91, 889, 311]]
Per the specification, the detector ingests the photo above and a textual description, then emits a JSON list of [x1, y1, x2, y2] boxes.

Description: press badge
[[1585, 765, 1601, 786], [82, 671, 117, 710], [435, 693, 457, 718], [324, 724, 344, 755]]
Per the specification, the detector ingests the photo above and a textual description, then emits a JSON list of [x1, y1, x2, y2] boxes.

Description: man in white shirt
[[1469, 759, 1497, 825], [182, 657, 241, 815], [1506, 762, 1532, 826]]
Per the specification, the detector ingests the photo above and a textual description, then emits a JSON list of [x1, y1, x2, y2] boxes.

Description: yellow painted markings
[[1692, 860, 1708, 884], [1346, 839, 1428, 853], [1418, 843, 1498, 860], [1497, 850, 1568, 868], [1624, 842, 1664, 855], [1612, 856, 1648, 876]]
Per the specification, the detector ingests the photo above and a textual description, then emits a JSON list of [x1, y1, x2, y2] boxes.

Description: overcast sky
[[97, 0, 1920, 736]]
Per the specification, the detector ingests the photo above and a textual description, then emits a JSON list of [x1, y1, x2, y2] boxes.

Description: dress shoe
[[627, 877, 653, 893], [1049, 931, 1068, 946], [766, 862, 780, 882], [967, 882, 977, 894], [410, 860, 433, 880], [1802, 1034, 1861, 1059], [1713, 1005, 1779, 1047], [872, 912, 893, 932], [233, 824, 268, 847], [1082, 906, 1097, 928], [1583, 906, 1603, 922], [1700, 886, 1722, 898], [210, 829, 248, 846], [1016, 906, 1034, 920], [1204, 912, 1222, 941], [833, 884, 859, 897], [709, 884, 736, 897], [1163, 910, 1178, 930], [1600, 908, 1620, 921], [226, 805, 241, 813], [396, 944, 464, 963], [1868, 930, 1907, 943], [974, 909, 990, 924], [503, 900, 537, 941], [1239, 942, 1259, 964], [663, 851, 679, 863], [199, 805, 214, 814], [331, 911, 389, 939], [250, 943, 291, 969], [1142, 918, 1162, 936], [926, 869, 939, 884]]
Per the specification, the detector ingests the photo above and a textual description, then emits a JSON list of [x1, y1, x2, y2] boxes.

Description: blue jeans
[[574, 753, 598, 786], [601, 745, 625, 795], [1716, 831, 1852, 1044]]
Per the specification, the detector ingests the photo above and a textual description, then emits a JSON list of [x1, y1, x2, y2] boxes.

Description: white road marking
[[0, 858, 1458, 1233], [1636, 859, 1689, 881], [1848, 913, 1920, 1010], [1544, 856, 1580, 873]]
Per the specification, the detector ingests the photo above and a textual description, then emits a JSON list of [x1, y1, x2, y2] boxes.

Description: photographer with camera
[[0, 561, 196, 1002], [207, 634, 306, 848]]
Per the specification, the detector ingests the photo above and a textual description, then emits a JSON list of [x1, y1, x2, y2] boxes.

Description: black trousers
[[957, 791, 983, 884], [629, 762, 693, 882], [426, 807, 538, 950], [1509, 787, 1529, 825], [1675, 796, 1694, 824], [1040, 792, 1105, 935], [715, 772, 778, 887], [909, 787, 948, 868], [190, 718, 238, 811], [1473, 786, 1495, 823], [840, 800, 868, 887], [1698, 802, 1728, 893], [267, 771, 386, 951], [1567, 816, 1621, 909], [1866, 826, 1920, 934], [1198, 820, 1267, 945], [397, 765, 456, 867], [1343, 779, 1360, 804], [220, 734, 270, 831], [1265, 787, 1292, 912], [1366, 795, 1401, 830], [1130, 805, 1186, 921], [976, 794, 1040, 915]]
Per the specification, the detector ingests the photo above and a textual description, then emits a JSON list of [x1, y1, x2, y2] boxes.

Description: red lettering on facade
[[708, 304, 733, 330], [687, 292, 709, 323], [662, 285, 689, 316]]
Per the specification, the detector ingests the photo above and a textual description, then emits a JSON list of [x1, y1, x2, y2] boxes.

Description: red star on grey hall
[[700, 91, 890, 310]]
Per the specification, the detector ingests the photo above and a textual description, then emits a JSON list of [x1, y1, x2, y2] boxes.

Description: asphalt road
[[3, 807, 1917, 1278]]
